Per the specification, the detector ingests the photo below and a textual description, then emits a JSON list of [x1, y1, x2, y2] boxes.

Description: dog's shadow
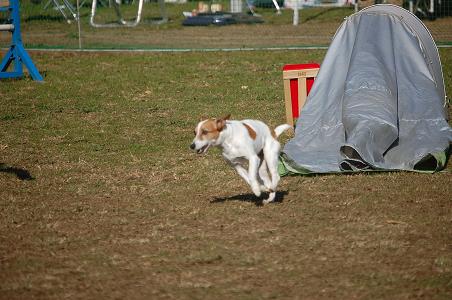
[[211, 191, 288, 206], [0, 163, 34, 180]]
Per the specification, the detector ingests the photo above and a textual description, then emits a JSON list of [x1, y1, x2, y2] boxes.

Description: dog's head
[[190, 114, 230, 154]]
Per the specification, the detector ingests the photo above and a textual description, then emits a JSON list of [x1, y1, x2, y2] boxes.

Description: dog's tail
[[273, 124, 292, 138]]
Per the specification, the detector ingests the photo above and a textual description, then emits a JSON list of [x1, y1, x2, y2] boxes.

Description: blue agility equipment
[[0, 0, 43, 81]]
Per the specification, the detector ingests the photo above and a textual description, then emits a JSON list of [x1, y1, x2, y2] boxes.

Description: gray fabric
[[281, 4, 451, 173]]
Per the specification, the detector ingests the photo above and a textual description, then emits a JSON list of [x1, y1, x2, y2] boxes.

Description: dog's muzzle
[[190, 142, 210, 154]]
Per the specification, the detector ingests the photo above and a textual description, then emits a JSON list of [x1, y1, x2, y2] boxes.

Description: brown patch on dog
[[215, 114, 231, 132], [243, 123, 256, 140], [216, 119, 226, 132], [195, 115, 230, 141], [271, 128, 277, 139], [199, 119, 221, 140]]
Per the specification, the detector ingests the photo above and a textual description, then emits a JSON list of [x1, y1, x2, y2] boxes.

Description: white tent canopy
[[280, 5, 451, 174]]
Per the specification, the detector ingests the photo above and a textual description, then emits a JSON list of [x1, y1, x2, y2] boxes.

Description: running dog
[[190, 115, 291, 204]]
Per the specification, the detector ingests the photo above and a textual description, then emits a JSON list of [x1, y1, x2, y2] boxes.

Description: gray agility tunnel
[[279, 4, 451, 175]]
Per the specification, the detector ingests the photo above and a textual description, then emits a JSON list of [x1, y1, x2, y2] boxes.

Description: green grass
[[0, 46, 451, 299], [3, 2, 452, 50]]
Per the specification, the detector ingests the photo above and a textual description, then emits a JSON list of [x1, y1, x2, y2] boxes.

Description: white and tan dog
[[190, 115, 291, 204]]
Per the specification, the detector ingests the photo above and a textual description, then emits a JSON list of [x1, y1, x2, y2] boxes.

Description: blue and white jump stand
[[0, 0, 43, 82]]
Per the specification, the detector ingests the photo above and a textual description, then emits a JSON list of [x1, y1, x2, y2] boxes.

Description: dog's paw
[[251, 185, 262, 197], [260, 185, 269, 192], [262, 192, 276, 204]]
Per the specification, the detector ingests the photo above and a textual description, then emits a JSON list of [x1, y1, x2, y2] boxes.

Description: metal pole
[[271, 0, 281, 14], [293, 0, 299, 26], [0, 0, 43, 81], [76, 0, 82, 49]]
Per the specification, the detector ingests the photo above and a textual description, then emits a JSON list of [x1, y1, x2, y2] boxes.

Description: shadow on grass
[[24, 15, 68, 22], [302, 7, 345, 23], [211, 190, 288, 206], [0, 163, 34, 180]]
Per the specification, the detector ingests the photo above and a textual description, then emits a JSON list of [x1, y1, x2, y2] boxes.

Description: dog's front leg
[[231, 164, 251, 185], [225, 158, 251, 186], [248, 155, 261, 197]]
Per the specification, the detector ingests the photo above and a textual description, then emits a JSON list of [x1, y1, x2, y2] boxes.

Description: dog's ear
[[215, 114, 230, 131], [216, 117, 227, 132]]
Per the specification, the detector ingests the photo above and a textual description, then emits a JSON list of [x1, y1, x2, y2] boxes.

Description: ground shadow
[[211, 191, 288, 206], [24, 15, 67, 22], [23, 11, 91, 23], [0, 163, 34, 180], [302, 7, 345, 23]]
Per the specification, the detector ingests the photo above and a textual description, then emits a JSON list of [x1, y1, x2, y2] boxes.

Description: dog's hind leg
[[259, 160, 276, 204], [262, 142, 280, 204], [258, 160, 272, 192]]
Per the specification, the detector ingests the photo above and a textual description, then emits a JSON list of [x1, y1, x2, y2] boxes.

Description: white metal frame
[[290, 0, 357, 25], [44, 0, 78, 23], [90, 0, 167, 28]]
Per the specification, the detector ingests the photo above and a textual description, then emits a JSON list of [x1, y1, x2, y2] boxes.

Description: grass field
[[0, 47, 451, 299], [1, 2, 452, 298]]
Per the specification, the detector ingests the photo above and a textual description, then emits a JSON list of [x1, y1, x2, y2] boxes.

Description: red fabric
[[282, 63, 320, 71]]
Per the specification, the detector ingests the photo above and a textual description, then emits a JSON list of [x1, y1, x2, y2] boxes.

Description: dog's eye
[[201, 129, 208, 135]]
